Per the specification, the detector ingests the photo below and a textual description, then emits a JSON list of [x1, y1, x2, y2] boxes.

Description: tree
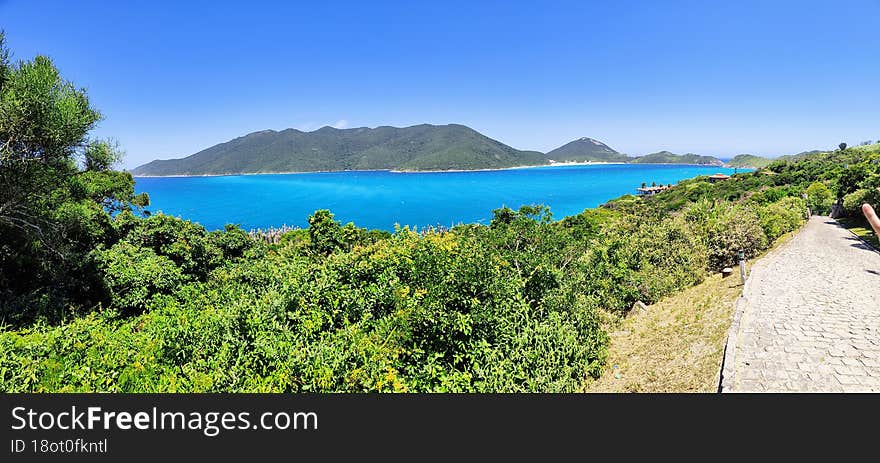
[[805, 182, 833, 215], [0, 31, 8, 86], [0, 33, 148, 323], [307, 209, 344, 255], [836, 163, 868, 198]]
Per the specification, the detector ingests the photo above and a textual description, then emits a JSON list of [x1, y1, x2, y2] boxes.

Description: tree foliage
[[806, 182, 833, 215], [0, 35, 147, 323]]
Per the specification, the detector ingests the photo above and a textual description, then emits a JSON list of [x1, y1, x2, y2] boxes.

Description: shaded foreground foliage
[[2, 34, 876, 392]]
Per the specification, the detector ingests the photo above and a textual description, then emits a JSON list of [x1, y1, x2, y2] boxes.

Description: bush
[[575, 216, 707, 313], [302, 228, 608, 391], [209, 224, 256, 259], [92, 242, 186, 313], [749, 186, 797, 205], [307, 209, 344, 255], [805, 181, 833, 215], [121, 213, 223, 279], [2, 223, 611, 393], [759, 197, 807, 241], [842, 189, 871, 215], [683, 201, 768, 270]]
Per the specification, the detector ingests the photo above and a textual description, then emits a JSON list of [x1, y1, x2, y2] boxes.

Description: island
[[132, 124, 756, 176]]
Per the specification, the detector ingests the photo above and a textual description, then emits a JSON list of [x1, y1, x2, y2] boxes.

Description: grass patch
[[583, 231, 799, 393], [837, 216, 879, 250], [582, 272, 743, 393]]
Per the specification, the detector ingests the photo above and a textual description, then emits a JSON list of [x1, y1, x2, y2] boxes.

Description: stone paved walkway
[[723, 216, 880, 392]]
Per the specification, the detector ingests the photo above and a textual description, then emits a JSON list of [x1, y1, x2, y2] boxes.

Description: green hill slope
[[545, 137, 630, 162], [132, 124, 550, 175], [727, 154, 773, 168], [629, 151, 723, 165]]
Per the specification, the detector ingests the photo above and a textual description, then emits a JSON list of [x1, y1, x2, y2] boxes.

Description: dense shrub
[[209, 224, 256, 259], [305, 209, 391, 256], [759, 197, 807, 241], [683, 200, 768, 270], [0, 227, 609, 392], [558, 207, 619, 241], [806, 181, 833, 215], [575, 216, 708, 313], [836, 163, 870, 198], [307, 209, 345, 255], [121, 213, 223, 279], [749, 185, 798, 205], [842, 188, 871, 215], [91, 242, 186, 313]]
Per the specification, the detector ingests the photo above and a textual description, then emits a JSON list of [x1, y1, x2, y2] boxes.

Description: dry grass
[[583, 273, 743, 393], [584, 232, 799, 393]]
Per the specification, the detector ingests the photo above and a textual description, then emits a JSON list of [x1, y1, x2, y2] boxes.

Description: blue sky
[[2, 0, 879, 168]]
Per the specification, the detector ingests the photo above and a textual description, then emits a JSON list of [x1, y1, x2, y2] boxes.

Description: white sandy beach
[[131, 160, 627, 177]]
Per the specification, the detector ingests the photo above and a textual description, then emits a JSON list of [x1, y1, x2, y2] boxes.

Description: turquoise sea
[[134, 164, 746, 231]]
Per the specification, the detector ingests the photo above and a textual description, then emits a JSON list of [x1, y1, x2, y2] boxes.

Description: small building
[[708, 173, 731, 183], [636, 185, 671, 196]]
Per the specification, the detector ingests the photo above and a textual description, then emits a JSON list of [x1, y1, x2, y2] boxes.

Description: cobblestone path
[[722, 216, 880, 392]]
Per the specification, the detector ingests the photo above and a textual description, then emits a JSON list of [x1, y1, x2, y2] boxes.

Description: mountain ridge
[[627, 150, 724, 166], [133, 125, 748, 175], [726, 154, 773, 168], [545, 137, 630, 163], [132, 124, 550, 175]]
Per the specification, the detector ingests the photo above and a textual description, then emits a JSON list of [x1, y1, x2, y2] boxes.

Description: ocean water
[[134, 164, 747, 231]]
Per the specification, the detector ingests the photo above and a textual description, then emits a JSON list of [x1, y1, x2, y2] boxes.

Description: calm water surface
[[134, 164, 746, 231]]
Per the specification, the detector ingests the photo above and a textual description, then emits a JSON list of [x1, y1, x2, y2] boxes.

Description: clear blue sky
[[2, 0, 879, 168]]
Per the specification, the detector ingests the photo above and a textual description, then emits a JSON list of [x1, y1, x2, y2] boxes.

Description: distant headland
[[131, 123, 777, 176]]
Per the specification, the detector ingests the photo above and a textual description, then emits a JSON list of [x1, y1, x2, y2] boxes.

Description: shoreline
[[389, 160, 626, 174], [131, 161, 738, 178]]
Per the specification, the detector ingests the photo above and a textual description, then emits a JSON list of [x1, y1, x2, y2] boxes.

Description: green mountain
[[132, 124, 549, 175], [727, 154, 773, 168], [628, 151, 723, 166], [727, 150, 829, 168], [545, 137, 629, 162], [779, 149, 825, 162]]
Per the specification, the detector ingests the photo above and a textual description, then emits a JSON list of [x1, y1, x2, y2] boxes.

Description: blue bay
[[134, 164, 747, 231]]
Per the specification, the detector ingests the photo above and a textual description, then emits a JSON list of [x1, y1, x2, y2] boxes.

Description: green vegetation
[[628, 151, 723, 166], [133, 124, 550, 175], [586, 271, 745, 392], [133, 123, 754, 176], [132, 129, 734, 176], [806, 181, 833, 215], [727, 154, 773, 168], [586, 229, 800, 393], [3, 36, 879, 392], [545, 137, 630, 162]]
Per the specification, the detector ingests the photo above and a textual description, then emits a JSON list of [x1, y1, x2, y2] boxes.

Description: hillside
[[629, 151, 723, 166], [727, 150, 832, 168], [133, 126, 740, 176], [727, 154, 773, 168], [546, 137, 630, 162], [787, 149, 825, 159], [132, 124, 550, 175]]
